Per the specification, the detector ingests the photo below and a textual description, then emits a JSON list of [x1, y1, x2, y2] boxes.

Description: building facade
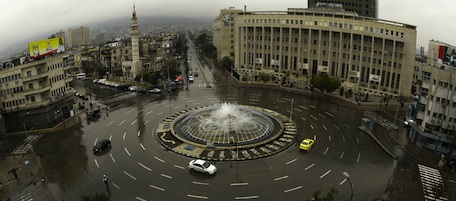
[[214, 7, 417, 98], [213, 7, 243, 60], [0, 54, 75, 132], [122, 4, 142, 80], [408, 40, 456, 156], [308, 0, 378, 18], [68, 26, 91, 48]]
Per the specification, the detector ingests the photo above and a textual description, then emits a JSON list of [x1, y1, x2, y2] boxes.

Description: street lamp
[[342, 172, 354, 201]]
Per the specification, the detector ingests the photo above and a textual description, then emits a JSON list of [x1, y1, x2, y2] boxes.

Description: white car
[[189, 75, 194, 82], [188, 159, 217, 175], [148, 88, 161, 93]]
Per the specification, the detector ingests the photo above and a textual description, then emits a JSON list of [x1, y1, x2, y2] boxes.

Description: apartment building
[[68, 26, 91, 48], [409, 40, 456, 155], [214, 6, 416, 98], [0, 54, 75, 132]]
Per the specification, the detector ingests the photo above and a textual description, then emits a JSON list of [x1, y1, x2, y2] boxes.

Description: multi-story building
[[308, 0, 378, 18], [214, 6, 417, 98], [0, 54, 75, 132], [213, 7, 243, 60], [68, 26, 91, 48], [409, 40, 456, 155]]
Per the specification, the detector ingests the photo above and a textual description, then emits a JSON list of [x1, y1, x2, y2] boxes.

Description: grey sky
[[1, 0, 455, 55]]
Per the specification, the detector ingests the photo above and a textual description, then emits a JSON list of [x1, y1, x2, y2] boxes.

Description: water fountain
[[156, 103, 297, 160]]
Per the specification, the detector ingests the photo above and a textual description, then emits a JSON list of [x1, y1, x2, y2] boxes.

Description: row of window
[[0, 73, 22, 84], [2, 98, 26, 109], [243, 18, 406, 38], [1, 87, 24, 96]]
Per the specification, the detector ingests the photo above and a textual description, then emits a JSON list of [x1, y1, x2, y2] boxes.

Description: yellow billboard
[[28, 37, 65, 59]]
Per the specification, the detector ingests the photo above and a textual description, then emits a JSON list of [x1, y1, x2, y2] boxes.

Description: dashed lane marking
[[357, 153, 361, 162], [136, 197, 147, 201], [94, 138, 98, 146], [137, 131, 141, 137], [109, 135, 112, 141], [286, 158, 297, 165], [174, 165, 185, 169], [339, 178, 347, 186], [187, 194, 208, 200], [309, 115, 317, 120], [150, 185, 165, 191], [123, 132, 127, 140], [138, 162, 152, 171], [107, 120, 114, 127], [158, 112, 163, 115], [301, 117, 306, 121], [161, 174, 172, 179], [144, 120, 149, 125], [230, 183, 249, 186], [320, 170, 331, 178], [119, 120, 125, 126], [131, 119, 138, 125], [110, 153, 116, 163], [284, 186, 302, 193], [344, 124, 351, 129], [323, 125, 328, 130], [305, 163, 314, 170], [124, 171, 137, 180], [318, 113, 326, 119], [323, 147, 329, 155], [112, 182, 120, 189], [146, 111, 153, 115], [127, 109, 135, 113], [310, 125, 314, 129], [334, 124, 339, 130], [274, 175, 289, 181], [140, 143, 145, 150], [124, 148, 131, 156], [235, 195, 259, 200], [193, 181, 210, 185], [94, 159, 99, 168], [340, 152, 344, 159], [355, 137, 359, 144], [154, 156, 165, 163], [325, 112, 334, 117]]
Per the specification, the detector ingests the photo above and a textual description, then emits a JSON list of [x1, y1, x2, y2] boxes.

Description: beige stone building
[[0, 54, 75, 131], [68, 26, 91, 48], [409, 40, 456, 155], [214, 6, 417, 98]]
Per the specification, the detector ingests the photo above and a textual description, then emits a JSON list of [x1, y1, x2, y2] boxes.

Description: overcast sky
[[1, 0, 455, 56]]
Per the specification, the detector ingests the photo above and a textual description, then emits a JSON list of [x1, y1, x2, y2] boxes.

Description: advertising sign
[[29, 37, 65, 59], [438, 45, 456, 67], [298, 63, 309, 70], [348, 70, 360, 78], [317, 65, 328, 72], [369, 74, 380, 82]]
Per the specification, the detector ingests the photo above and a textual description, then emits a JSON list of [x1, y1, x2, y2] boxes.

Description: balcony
[[23, 85, 51, 96], [21, 73, 48, 82]]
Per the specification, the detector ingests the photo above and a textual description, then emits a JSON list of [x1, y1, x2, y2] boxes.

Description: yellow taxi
[[299, 139, 315, 151]]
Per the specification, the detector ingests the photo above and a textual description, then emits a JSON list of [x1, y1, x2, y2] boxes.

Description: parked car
[[299, 138, 315, 151], [189, 75, 194, 82], [148, 88, 161, 93], [87, 109, 101, 119], [93, 139, 111, 153], [188, 159, 217, 175]]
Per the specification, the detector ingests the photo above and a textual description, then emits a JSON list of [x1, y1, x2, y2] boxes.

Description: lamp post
[[290, 98, 294, 121], [342, 172, 354, 201]]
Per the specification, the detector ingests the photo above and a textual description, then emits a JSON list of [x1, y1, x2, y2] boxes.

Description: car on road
[[148, 88, 161, 94], [188, 159, 217, 175], [189, 75, 194, 82], [299, 138, 315, 151], [87, 109, 101, 119], [93, 139, 111, 153]]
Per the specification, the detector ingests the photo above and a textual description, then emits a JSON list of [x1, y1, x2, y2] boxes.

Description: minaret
[[130, 3, 141, 77]]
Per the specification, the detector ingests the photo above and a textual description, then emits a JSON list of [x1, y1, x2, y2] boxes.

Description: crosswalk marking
[[418, 164, 448, 201]]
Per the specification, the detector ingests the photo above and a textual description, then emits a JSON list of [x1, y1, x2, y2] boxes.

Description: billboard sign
[[348, 70, 360, 78], [369, 74, 380, 82], [438, 45, 456, 67], [29, 37, 65, 59]]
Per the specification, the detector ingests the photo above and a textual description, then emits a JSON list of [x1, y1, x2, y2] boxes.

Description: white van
[[76, 73, 87, 79]]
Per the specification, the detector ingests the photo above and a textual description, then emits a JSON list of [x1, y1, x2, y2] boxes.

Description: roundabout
[[156, 103, 297, 160]]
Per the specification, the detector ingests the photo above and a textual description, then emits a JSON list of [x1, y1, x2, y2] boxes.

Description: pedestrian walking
[[103, 175, 108, 185]]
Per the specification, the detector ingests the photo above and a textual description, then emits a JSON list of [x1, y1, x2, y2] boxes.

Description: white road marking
[[187, 194, 208, 199], [94, 138, 98, 146], [140, 143, 145, 150], [146, 110, 153, 115], [144, 120, 149, 125], [136, 197, 147, 201], [299, 105, 308, 110], [323, 125, 328, 130], [235, 196, 259, 200], [109, 135, 112, 141], [149, 185, 165, 191], [161, 174, 172, 179], [158, 112, 163, 115], [320, 170, 331, 178], [328, 136, 331, 141], [174, 165, 185, 169], [112, 182, 120, 189], [286, 158, 297, 165], [193, 181, 210, 185], [230, 183, 249, 186], [123, 132, 127, 140], [137, 131, 141, 137], [357, 153, 361, 162], [131, 119, 137, 125], [344, 124, 351, 129], [355, 137, 360, 144], [313, 135, 317, 140], [294, 108, 302, 112], [124, 148, 131, 156], [119, 120, 125, 126], [324, 147, 329, 155], [334, 124, 339, 130], [284, 186, 302, 193], [301, 117, 306, 121], [127, 109, 135, 113], [94, 159, 99, 168], [107, 120, 114, 127], [310, 115, 317, 120], [165, 104, 171, 108], [340, 152, 344, 159], [124, 171, 137, 180], [343, 136, 346, 142], [325, 112, 334, 117], [110, 153, 116, 163], [274, 175, 289, 181], [309, 105, 315, 108], [310, 125, 314, 129], [305, 163, 315, 170], [318, 113, 326, 119], [138, 162, 152, 171], [154, 156, 165, 163], [174, 106, 181, 109]]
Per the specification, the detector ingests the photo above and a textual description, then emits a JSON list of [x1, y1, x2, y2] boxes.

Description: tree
[[310, 72, 340, 93], [221, 56, 233, 70], [260, 73, 271, 83], [310, 187, 338, 201], [79, 192, 111, 201]]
